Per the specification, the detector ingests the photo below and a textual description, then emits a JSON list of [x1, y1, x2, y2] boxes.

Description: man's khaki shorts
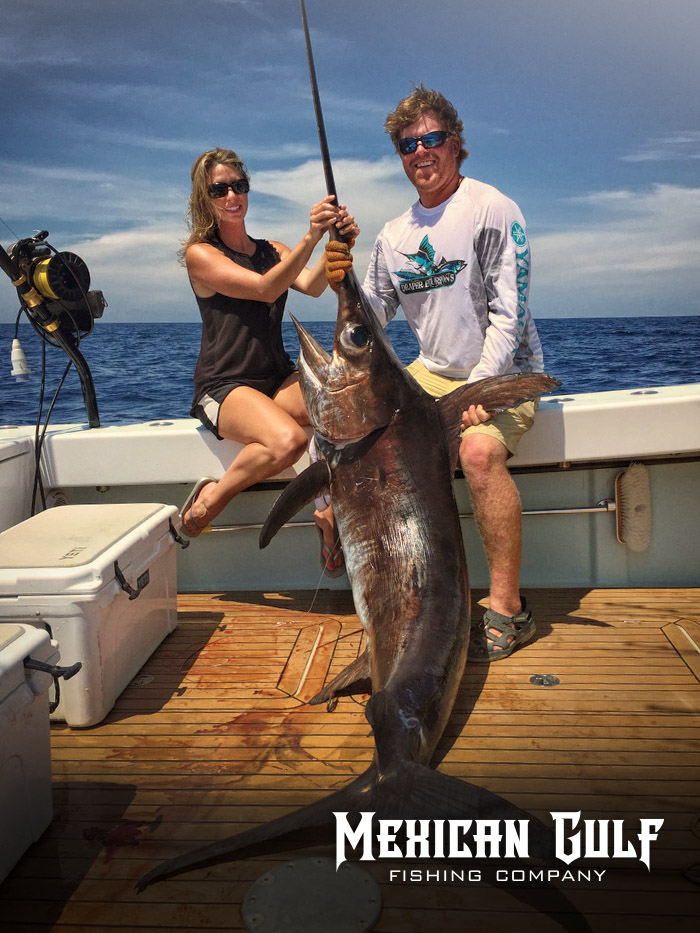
[[406, 359, 537, 457]]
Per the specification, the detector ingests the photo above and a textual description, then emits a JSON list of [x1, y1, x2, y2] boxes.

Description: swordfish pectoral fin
[[308, 649, 372, 705], [436, 372, 561, 468], [259, 459, 331, 549], [471, 371, 562, 412]]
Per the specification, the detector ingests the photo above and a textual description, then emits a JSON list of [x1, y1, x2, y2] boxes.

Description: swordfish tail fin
[[374, 760, 557, 861], [135, 759, 590, 929], [136, 758, 556, 892], [340, 762, 590, 933], [135, 766, 379, 892]]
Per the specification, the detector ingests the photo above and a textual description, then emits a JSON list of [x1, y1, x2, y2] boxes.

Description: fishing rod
[[299, 0, 346, 242]]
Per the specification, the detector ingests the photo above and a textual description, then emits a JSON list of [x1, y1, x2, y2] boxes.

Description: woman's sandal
[[180, 477, 216, 538], [316, 524, 345, 578], [468, 600, 535, 663]]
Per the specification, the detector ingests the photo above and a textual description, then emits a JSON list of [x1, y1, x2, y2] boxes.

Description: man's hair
[[179, 148, 250, 261], [384, 84, 469, 165]]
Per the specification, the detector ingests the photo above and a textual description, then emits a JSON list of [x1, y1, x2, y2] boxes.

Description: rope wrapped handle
[[325, 238, 356, 291]]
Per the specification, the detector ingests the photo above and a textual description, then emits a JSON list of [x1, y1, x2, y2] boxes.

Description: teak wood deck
[[2, 587, 700, 932]]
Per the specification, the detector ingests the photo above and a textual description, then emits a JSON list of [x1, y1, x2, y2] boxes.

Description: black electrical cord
[[31, 339, 48, 514], [29, 340, 73, 516], [10, 301, 48, 513], [32, 358, 72, 515], [12, 287, 77, 515]]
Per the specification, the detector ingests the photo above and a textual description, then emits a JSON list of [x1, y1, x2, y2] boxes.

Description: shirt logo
[[395, 235, 467, 294], [511, 222, 527, 246]]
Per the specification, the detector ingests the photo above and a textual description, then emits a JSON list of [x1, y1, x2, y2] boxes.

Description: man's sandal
[[468, 600, 535, 663]]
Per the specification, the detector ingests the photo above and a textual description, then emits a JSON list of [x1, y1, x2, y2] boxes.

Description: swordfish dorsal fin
[[259, 458, 331, 549], [436, 372, 561, 472]]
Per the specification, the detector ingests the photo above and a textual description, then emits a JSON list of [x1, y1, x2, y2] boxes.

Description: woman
[[181, 147, 356, 575]]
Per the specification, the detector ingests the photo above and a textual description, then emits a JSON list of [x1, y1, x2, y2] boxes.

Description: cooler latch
[[24, 657, 83, 714], [169, 518, 189, 549], [113, 560, 150, 600]]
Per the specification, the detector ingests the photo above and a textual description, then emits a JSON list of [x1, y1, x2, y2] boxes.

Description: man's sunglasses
[[398, 130, 449, 156], [207, 179, 250, 198]]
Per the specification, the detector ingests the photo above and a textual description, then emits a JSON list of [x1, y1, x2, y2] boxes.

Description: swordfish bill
[[136, 270, 561, 890]]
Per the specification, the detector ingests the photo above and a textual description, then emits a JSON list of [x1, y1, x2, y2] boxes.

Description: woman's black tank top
[[191, 235, 295, 407]]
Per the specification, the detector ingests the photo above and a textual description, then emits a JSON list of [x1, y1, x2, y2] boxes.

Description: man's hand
[[461, 404, 493, 430]]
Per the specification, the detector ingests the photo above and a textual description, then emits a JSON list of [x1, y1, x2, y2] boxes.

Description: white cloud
[[532, 184, 700, 315], [66, 224, 190, 322], [41, 156, 406, 322], [5, 161, 698, 323], [35, 156, 411, 322], [247, 156, 411, 319], [621, 132, 700, 163], [0, 159, 187, 233]]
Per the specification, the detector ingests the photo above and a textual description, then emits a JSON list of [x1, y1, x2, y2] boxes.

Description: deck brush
[[615, 462, 652, 552]]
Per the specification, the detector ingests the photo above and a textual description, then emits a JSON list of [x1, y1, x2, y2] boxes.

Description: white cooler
[[0, 503, 179, 728], [0, 621, 59, 882]]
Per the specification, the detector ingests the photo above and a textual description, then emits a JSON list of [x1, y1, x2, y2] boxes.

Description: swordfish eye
[[339, 323, 371, 352]]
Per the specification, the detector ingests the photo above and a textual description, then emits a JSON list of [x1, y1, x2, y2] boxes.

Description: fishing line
[[306, 568, 327, 615], [305, 524, 343, 614], [0, 214, 20, 240]]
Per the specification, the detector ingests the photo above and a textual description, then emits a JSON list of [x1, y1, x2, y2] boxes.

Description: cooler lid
[[0, 503, 175, 597], [0, 623, 23, 651], [0, 437, 33, 465], [0, 504, 164, 568]]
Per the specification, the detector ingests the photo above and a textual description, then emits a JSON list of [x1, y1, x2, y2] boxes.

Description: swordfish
[[136, 269, 560, 890]]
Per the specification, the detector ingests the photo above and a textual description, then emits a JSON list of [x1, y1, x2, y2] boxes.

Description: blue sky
[[1, 0, 698, 322]]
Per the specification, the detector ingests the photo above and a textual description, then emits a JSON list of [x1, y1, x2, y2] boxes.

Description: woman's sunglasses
[[398, 130, 449, 156], [207, 179, 250, 198]]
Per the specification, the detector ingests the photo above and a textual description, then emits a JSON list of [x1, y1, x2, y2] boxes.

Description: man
[[327, 85, 545, 661]]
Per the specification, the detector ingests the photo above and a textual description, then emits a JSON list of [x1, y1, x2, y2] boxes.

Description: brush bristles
[[615, 462, 652, 552]]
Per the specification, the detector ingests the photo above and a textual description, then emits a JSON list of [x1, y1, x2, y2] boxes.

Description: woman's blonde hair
[[384, 84, 468, 165], [179, 148, 250, 261]]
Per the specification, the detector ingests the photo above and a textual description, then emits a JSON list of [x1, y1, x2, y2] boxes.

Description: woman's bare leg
[[185, 377, 342, 571], [183, 385, 308, 534]]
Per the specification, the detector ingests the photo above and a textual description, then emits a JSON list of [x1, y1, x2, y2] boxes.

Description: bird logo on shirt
[[395, 235, 467, 293], [511, 222, 527, 246]]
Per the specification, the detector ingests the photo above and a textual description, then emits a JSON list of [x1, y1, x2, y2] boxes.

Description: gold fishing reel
[[30, 250, 91, 303]]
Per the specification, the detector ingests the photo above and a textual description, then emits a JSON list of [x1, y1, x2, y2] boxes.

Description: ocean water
[[1, 316, 699, 428]]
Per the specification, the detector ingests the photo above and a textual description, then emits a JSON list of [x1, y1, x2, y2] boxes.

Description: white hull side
[[1, 384, 699, 591]]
